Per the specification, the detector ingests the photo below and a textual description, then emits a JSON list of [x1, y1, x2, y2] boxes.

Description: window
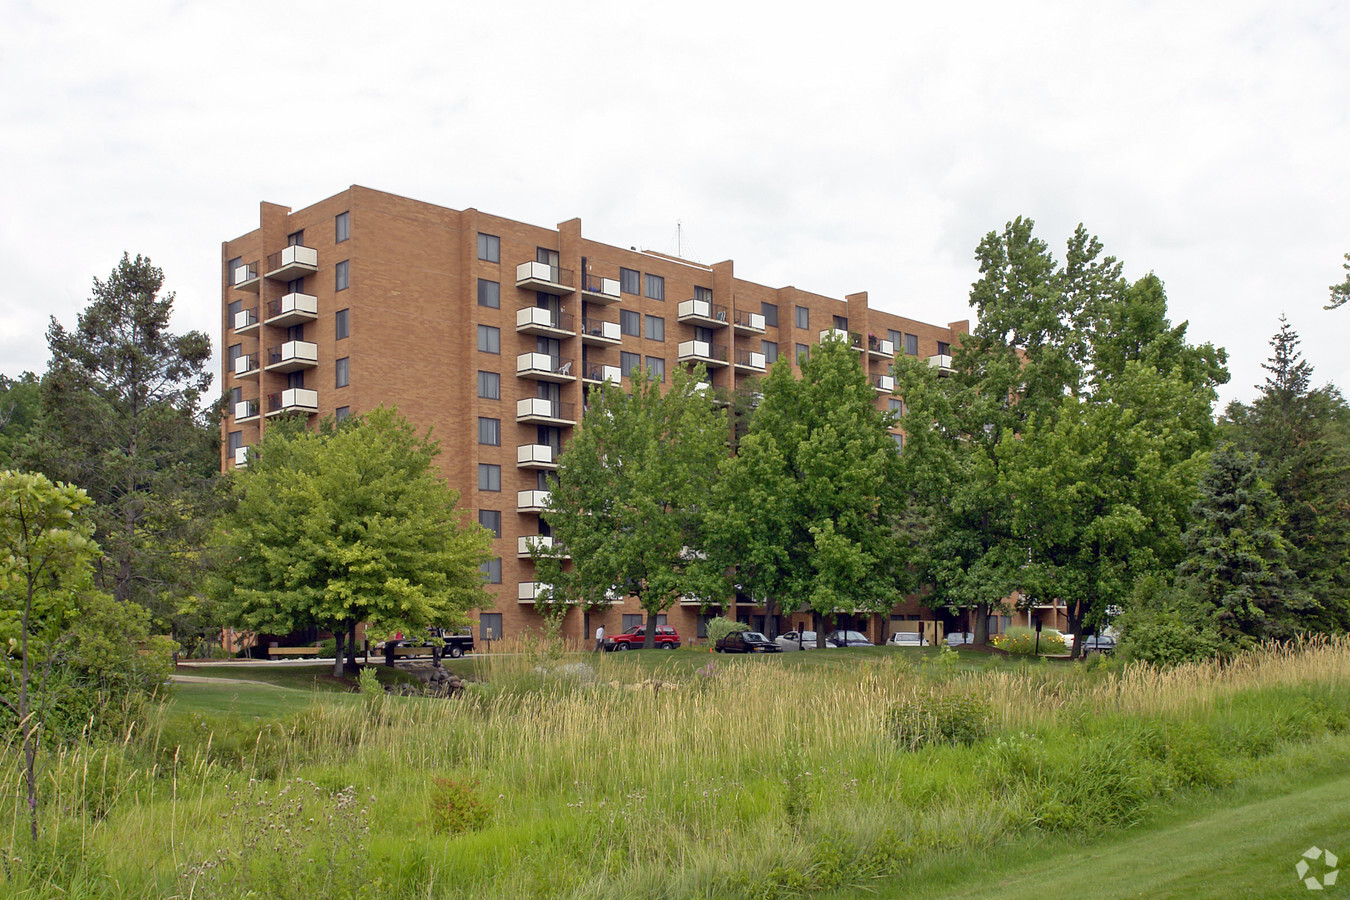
[[335, 308, 349, 340], [645, 273, 664, 300], [937, 341, 951, 356], [287, 230, 304, 247], [227, 256, 241, 280], [795, 306, 809, 328], [888, 329, 902, 349], [620, 351, 641, 378], [478, 417, 501, 446], [889, 398, 904, 414], [335, 406, 351, 422], [478, 279, 500, 309], [761, 302, 778, 327], [620, 309, 641, 336], [892, 433, 904, 451], [478, 464, 501, 492], [833, 315, 849, 330], [620, 267, 640, 295], [227, 343, 242, 365], [646, 356, 665, 382], [335, 211, 350, 243], [904, 333, 918, 356], [644, 315, 664, 342], [478, 370, 501, 399], [477, 233, 500, 262], [335, 357, 350, 388], [479, 509, 502, 538], [228, 430, 242, 453], [286, 276, 305, 293], [695, 286, 712, 302], [230, 386, 242, 406], [335, 260, 349, 291], [228, 299, 242, 321], [480, 558, 503, 584], [480, 613, 503, 642], [795, 343, 809, 365], [623, 614, 644, 631], [478, 325, 500, 354], [761, 340, 778, 364]]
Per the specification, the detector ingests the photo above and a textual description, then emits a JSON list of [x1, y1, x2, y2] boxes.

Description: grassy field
[[4, 637, 1349, 898]]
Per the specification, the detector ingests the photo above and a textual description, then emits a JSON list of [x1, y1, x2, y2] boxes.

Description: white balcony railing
[[927, 354, 954, 375], [233, 445, 250, 468], [518, 489, 551, 512], [517, 444, 556, 467], [233, 353, 258, 377]]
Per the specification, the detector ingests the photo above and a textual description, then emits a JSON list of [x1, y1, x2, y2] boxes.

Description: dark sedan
[[714, 631, 782, 653]]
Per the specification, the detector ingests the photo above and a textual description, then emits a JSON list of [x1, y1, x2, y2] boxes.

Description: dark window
[[644, 315, 664, 342], [477, 233, 500, 263], [796, 343, 809, 365], [286, 277, 305, 293], [335, 357, 350, 388], [937, 341, 951, 356], [228, 430, 242, 453], [833, 315, 848, 330], [228, 299, 242, 321], [230, 386, 242, 406], [904, 333, 918, 356], [335, 308, 349, 340], [620, 351, 641, 378], [889, 398, 904, 414], [478, 325, 500, 354], [335, 260, 349, 291], [761, 302, 778, 327], [888, 329, 902, 348], [478, 279, 500, 309], [480, 613, 503, 641], [620, 309, 640, 336], [479, 509, 502, 538], [622, 614, 644, 630], [478, 370, 500, 399], [227, 257, 241, 280], [480, 558, 503, 584], [478, 464, 501, 492], [646, 357, 665, 382], [892, 433, 904, 451], [335, 211, 350, 243], [287, 230, 304, 247], [795, 306, 809, 328], [645, 273, 664, 301], [761, 340, 778, 364], [227, 343, 242, 364], [335, 406, 351, 422], [478, 417, 501, 446], [695, 286, 712, 302], [620, 267, 640, 294]]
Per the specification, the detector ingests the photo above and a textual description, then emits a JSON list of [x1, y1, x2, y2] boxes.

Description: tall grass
[[3, 636, 1349, 898]]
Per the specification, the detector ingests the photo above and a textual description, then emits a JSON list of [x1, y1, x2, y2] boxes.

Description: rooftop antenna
[[677, 220, 682, 257]]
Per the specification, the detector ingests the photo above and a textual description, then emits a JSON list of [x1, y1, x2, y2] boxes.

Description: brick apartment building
[[220, 185, 1053, 646]]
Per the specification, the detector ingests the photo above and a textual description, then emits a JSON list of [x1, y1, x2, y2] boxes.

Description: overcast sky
[[2, 0, 1347, 410]]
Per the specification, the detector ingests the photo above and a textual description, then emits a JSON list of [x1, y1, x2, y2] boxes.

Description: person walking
[[594, 623, 605, 653]]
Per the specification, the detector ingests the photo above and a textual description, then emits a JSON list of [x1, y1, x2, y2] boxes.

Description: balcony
[[873, 374, 895, 393], [868, 336, 895, 357], [518, 535, 567, 558], [733, 310, 766, 333], [581, 274, 621, 304], [264, 245, 318, 281], [580, 316, 621, 345], [583, 363, 622, 384], [518, 489, 551, 513], [233, 306, 259, 333], [516, 261, 575, 294], [819, 328, 862, 349], [518, 582, 568, 604], [233, 353, 259, 379], [265, 388, 319, 416], [517, 443, 558, 469], [927, 354, 954, 376], [264, 292, 318, 327], [232, 261, 259, 292], [516, 397, 576, 425], [677, 298, 729, 327], [678, 340, 729, 367], [516, 352, 576, 382], [733, 349, 766, 373], [233, 445, 250, 468], [234, 399, 259, 423], [515, 306, 575, 337], [265, 340, 319, 373]]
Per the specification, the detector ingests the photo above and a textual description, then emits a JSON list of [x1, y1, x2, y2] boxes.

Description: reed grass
[[3, 636, 1348, 898]]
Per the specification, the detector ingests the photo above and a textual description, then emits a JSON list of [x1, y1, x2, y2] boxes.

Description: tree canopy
[[534, 366, 728, 647], [210, 407, 492, 675]]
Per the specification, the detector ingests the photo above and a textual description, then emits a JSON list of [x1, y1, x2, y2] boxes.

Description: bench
[[267, 646, 323, 658]]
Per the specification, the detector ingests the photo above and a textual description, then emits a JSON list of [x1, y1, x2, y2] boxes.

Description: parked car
[[946, 632, 975, 647], [376, 627, 474, 659], [775, 630, 819, 651], [826, 630, 873, 647], [606, 625, 681, 650], [1081, 632, 1116, 654], [715, 631, 782, 653], [888, 631, 926, 647]]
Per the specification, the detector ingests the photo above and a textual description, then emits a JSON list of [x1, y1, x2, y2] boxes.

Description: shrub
[[705, 616, 749, 645], [991, 626, 1065, 657], [887, 691, 992, 750], [428, 777, 492, 835], [1117, 578, 1228, 665]]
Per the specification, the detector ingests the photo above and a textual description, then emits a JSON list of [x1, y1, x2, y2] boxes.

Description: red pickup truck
[[606, 625, 681, 650]]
